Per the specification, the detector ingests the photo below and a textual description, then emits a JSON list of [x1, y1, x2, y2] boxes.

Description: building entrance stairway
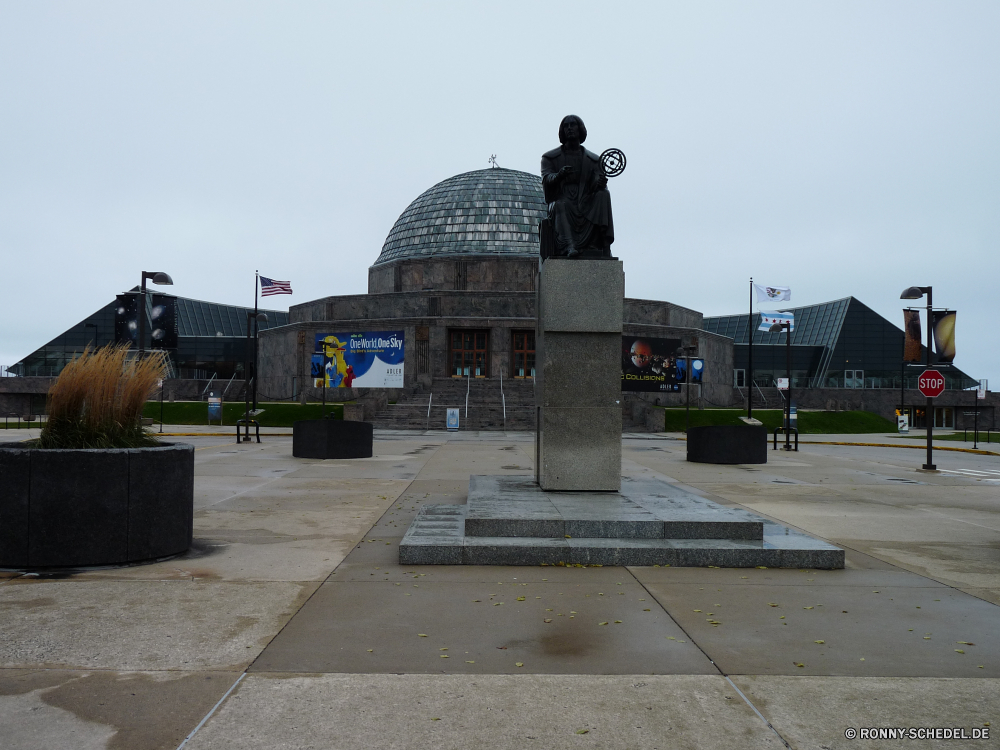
[[371, 377, 536, 431]]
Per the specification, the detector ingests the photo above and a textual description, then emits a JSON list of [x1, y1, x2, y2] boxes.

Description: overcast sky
[[2, 2, 998, 383]]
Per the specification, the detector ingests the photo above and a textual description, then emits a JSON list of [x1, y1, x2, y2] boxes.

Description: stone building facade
[[257, 167, 735, 418]]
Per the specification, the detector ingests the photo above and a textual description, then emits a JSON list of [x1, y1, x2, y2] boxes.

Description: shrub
[[37, 345, 168, 449]]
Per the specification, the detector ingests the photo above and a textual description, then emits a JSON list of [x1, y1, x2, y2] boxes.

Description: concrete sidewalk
[[1, 432, 997, 749]]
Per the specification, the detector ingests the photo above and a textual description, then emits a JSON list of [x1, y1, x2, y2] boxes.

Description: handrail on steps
[[500, 368, 506, 431], [222, 372, 238, 398], [201, 373, 218, 399], [426, 392, 433, 430], [753, 381, 767, 407]]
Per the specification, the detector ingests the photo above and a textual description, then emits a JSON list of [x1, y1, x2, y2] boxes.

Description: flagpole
[[748, 277, 753, 419], [253, 271, 260, 413]]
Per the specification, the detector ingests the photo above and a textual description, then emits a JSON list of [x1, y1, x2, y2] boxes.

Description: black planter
[[0, 443, 194, 568], [687, 425, 767, 465], [293, 420, 373, 459]]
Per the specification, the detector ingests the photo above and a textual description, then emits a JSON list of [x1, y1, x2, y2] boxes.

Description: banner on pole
[[676, 358, 704, 384], [150, 294, 178, 349], [932, 311, 956, 363], [114, 293, 139, 347], [903, 309, 922, 362]]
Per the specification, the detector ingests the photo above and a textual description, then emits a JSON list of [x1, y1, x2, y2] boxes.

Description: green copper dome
[[373, 168, 546, 266]]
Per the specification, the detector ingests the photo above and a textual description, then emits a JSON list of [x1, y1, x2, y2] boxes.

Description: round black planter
[[687, 425, 767, 464], [293, 419, 373, 459], [0, 443, 194, 568]]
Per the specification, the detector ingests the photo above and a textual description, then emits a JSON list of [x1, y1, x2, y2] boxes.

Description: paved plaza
[[0, 428, 998, 749]]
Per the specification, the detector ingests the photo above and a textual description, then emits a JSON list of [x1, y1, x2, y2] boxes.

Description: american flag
[[260, 276, 292, 296]]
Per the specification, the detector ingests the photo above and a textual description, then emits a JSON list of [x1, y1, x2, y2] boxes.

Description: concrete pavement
[[1, 430, 997, 749]]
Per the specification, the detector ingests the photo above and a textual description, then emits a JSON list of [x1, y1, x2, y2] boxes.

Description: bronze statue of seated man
[[541, 115, 615, 258]]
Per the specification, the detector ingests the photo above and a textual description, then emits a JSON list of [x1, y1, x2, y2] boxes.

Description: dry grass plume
[[38, 345, 167, 449]]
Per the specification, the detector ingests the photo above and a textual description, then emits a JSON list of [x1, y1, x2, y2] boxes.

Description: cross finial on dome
[[489, 154, 498, 168]]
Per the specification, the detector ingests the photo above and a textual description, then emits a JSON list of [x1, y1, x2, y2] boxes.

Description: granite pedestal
[[535, 258, 624, 491]]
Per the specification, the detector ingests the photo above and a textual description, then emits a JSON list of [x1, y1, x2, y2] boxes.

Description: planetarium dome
[[372, 167, 547, 266]]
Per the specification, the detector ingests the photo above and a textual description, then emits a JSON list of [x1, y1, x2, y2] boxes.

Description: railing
[[500, 369, 506, 431], [773, 427, 799, 451], [4, 413, 48, 429], [963, 427, 997, 447], [465, 370, 470, 418], [426, 392, 433, 430], [222, 373, 238, 398], [754, 381, 767, 407], [201, 373, 218, 399]]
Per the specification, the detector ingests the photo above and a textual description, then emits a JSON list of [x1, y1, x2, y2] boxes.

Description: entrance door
[[512, 330, 535, 378], [934, 407, 954, 429], [450, 330, 489, 377]]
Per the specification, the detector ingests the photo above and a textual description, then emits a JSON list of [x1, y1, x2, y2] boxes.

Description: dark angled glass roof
[[175, 296, 288, 337], [704, 297, 851, 347], [373, 168, 547, 266]]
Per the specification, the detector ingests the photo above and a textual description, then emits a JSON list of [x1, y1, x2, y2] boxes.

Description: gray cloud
[[1, 1, 997, 382]]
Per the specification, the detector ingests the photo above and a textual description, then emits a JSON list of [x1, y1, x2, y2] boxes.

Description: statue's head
[[559, 115, 587, 144]]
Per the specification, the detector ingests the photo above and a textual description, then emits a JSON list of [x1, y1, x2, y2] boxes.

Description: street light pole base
[[919, 465, 938, 472]]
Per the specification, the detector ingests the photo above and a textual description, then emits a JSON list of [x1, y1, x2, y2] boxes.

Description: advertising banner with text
[[621, 336, 681, 392], [312, 331, 404, 388]]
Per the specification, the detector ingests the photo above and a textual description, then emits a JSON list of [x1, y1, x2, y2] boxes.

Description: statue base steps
[[398, 475, 844, 568]]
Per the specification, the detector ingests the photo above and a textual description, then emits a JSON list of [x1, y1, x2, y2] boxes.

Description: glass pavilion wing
[[703, 298, 851, 348]]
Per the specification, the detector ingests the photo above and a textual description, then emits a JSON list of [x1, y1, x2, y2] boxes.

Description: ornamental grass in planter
[[1, 345, 194, 568], [37, 344, 166, 449]]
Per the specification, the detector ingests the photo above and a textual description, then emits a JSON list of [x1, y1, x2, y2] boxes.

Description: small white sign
[[978, 389, 986, 400], [776, 378, 789, 391], [446, 408, 460, 431], [897, 414, 909, 434]]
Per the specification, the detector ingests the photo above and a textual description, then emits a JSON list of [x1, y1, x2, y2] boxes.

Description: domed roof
[[373, 168, 546, 266]]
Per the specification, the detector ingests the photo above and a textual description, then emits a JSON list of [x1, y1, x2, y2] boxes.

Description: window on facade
[[450, 330, 489, 377], [512, 331, 535, 378]]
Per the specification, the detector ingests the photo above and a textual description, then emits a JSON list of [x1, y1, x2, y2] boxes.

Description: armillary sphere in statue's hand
[[600, 148, 627, 178]]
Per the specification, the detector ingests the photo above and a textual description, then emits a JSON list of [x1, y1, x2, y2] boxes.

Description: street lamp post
[[769, 321, 793, 451], [900, 286, 935, 470], [138, 271, 173, 355]]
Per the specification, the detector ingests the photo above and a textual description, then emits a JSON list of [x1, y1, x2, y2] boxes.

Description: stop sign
[[918, 369, 946, 398]]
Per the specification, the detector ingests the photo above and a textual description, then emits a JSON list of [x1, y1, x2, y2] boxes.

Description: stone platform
[[399, 475, 845, 568]]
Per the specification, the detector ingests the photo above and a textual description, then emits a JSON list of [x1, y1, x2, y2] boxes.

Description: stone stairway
[[371, 377, 536, 431]]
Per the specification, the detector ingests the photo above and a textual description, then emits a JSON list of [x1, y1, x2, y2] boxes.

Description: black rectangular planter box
[[687, 425, 768, 464], [0, 443, 194, 568], [293, 420, 373, 459]]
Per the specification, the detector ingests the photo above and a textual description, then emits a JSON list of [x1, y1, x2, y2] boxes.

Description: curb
[[662, 434, 998, 457], [799, 441, 999, 457]]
